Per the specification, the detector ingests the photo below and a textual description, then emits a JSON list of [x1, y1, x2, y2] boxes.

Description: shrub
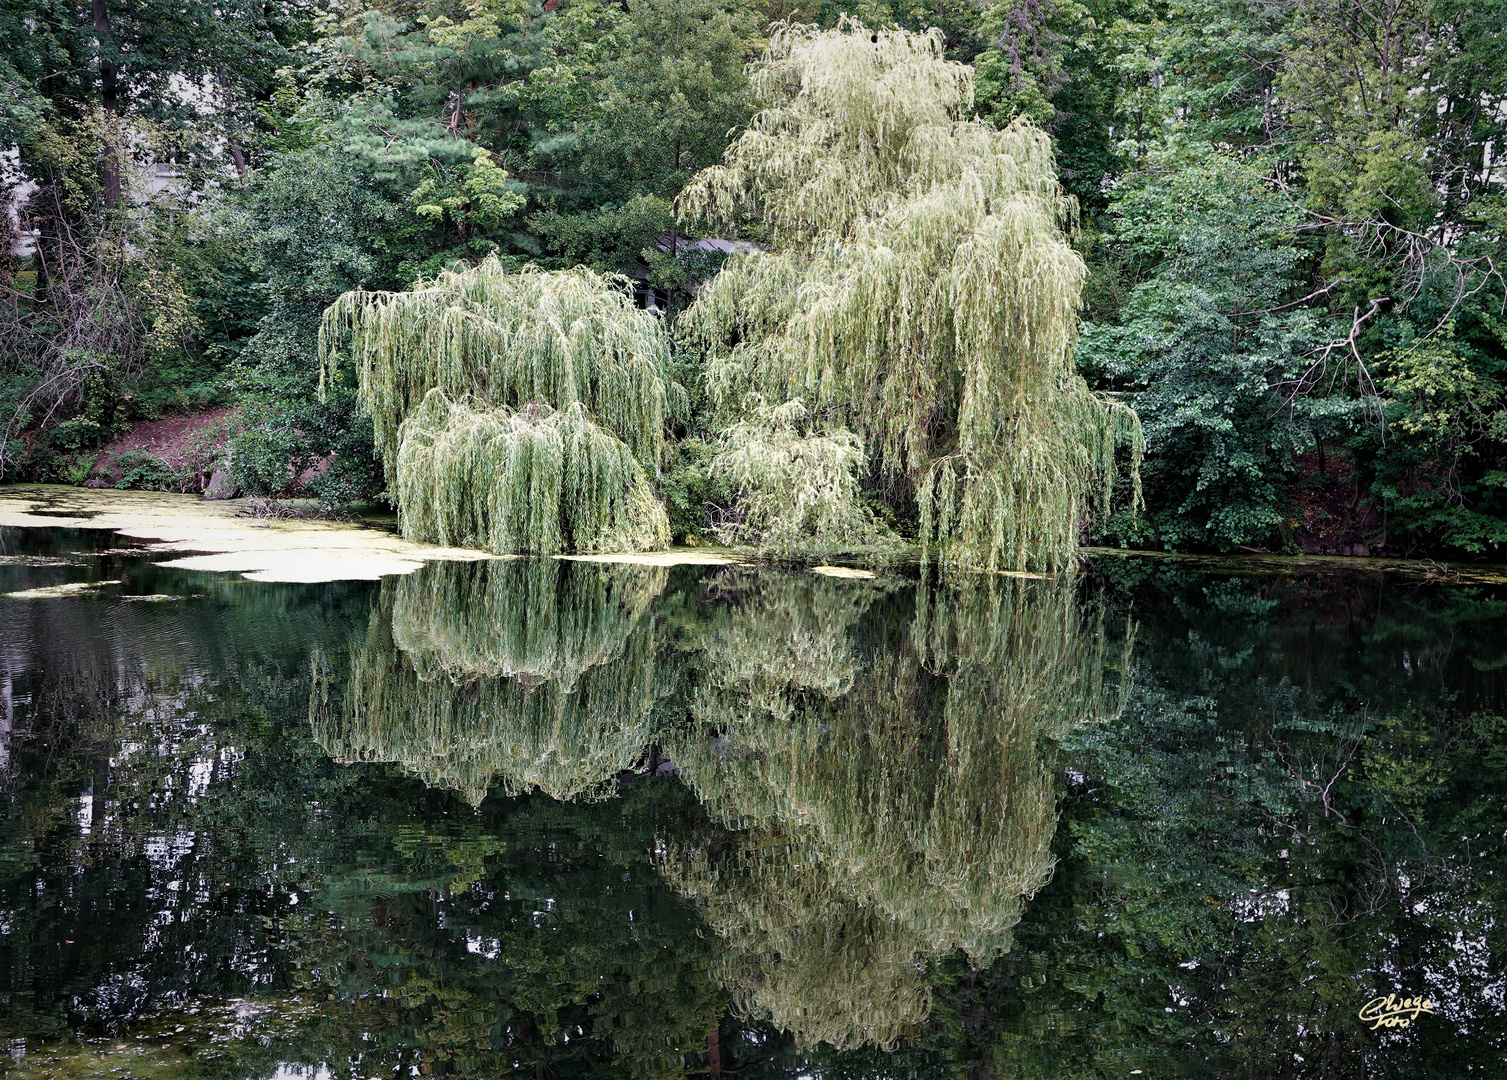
[[111, 448, 178, 491]]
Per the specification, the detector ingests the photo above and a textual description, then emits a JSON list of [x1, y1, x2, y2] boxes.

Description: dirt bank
[[86, 408, 240, 490]]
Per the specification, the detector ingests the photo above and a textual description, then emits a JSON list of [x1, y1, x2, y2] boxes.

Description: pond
[[0, 526, 1502, 1078]]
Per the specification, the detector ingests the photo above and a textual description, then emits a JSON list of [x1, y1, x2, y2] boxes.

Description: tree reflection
[[309, 560, 1132, 1054], [313, 559, 669, 804], [0, 565, 373, 1063], [389, 556, 666, 685], [664, 572, 1129, 1050], [10, 534, 1502, 1076]]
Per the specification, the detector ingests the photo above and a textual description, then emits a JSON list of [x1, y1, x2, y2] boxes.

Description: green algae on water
[[5, 579, 120, 599], [0, 485, 494, 582]]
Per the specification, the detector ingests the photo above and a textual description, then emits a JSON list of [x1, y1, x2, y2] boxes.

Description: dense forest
[[2, 0, 1505, 561]]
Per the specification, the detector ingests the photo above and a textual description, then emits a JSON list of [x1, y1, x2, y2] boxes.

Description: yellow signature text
[[1358, 993, 1437, 1030]]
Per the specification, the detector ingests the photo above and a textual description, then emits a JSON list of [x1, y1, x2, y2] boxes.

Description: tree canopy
[[4, 0, 1507, 560], [320, 260, 675, 553], [679, 22, 1141, 571]]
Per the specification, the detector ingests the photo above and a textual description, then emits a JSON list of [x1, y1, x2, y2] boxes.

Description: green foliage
[[1079, 146, 1357, 550], [319, 256, 681, 549], [110, 449, 177, 491], [408, 146, 526, 238], [1070, 0, 1507, 556], [532, 194, 678, 280], [657, 436, 730, 544], [227, 393, 381, 507], [971, 0, 1090, 132], [3, 0, 1504, 559], [709, 398, 894, 554], [225, 407, 305, 498], [535, 0, 759, 295], [303, 0, 760, 289], [570, 0, 757, 201], [1348, 321, 1507, 552], [395, 389, 670, 555], [214, 145, 401, 505], [233, 146, 403, 385], [321, 259, 672, 486], [680, 22, 1142, 571], [1381, 326, 1507, 451], [0, 0, 316, 474], [1279, 0, 1462, 290], [46, 418, 108, 454]]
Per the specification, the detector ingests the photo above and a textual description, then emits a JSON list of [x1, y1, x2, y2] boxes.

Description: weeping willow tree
[[709, 397, 894, 554], [396, 390, 669, 554], [661, 571, 1131, 1048], [678, 23, 1143, 572], [319, 260, 675, 554], [311, 559, 667, 804]]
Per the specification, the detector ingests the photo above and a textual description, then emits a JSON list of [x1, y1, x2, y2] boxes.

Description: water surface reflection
[[0, 531, 1501, 1077]]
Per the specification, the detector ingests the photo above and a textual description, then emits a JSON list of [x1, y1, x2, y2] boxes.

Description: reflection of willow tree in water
[[665, 572, 1129, 1050], [313, 559, 668, 805], [390, 556, 665, 684]]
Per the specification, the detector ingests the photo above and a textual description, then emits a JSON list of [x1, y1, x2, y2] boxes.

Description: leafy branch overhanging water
[[319, 263, 674, 554], [395, 390, 668, 555]]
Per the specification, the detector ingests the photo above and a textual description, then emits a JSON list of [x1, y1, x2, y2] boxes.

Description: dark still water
[[0, 529, 1502, 1079]]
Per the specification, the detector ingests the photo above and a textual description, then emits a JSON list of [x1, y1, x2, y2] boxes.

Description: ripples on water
[[0, 526, 1502, 1078]]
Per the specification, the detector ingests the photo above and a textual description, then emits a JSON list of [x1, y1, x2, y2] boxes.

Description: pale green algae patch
[[0, 485, 495, 583], [5, 579, 121, 599], [561, 549, 745, 567]]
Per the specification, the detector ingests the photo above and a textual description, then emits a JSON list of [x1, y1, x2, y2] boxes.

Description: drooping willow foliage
[[662, 571, 1131, 1048], [687, 569, 881, 701], [395, 389, 669, 555], [311, 560, 667, 804], [320, 260, 672, 482], [318, 260, 675, 555], [709, 397, 893, 554], [679, 22, 1143, 572]]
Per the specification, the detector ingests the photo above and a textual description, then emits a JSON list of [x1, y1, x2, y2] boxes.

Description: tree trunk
[[92, 0, 121, 208], [29, 202, 55, 310]]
